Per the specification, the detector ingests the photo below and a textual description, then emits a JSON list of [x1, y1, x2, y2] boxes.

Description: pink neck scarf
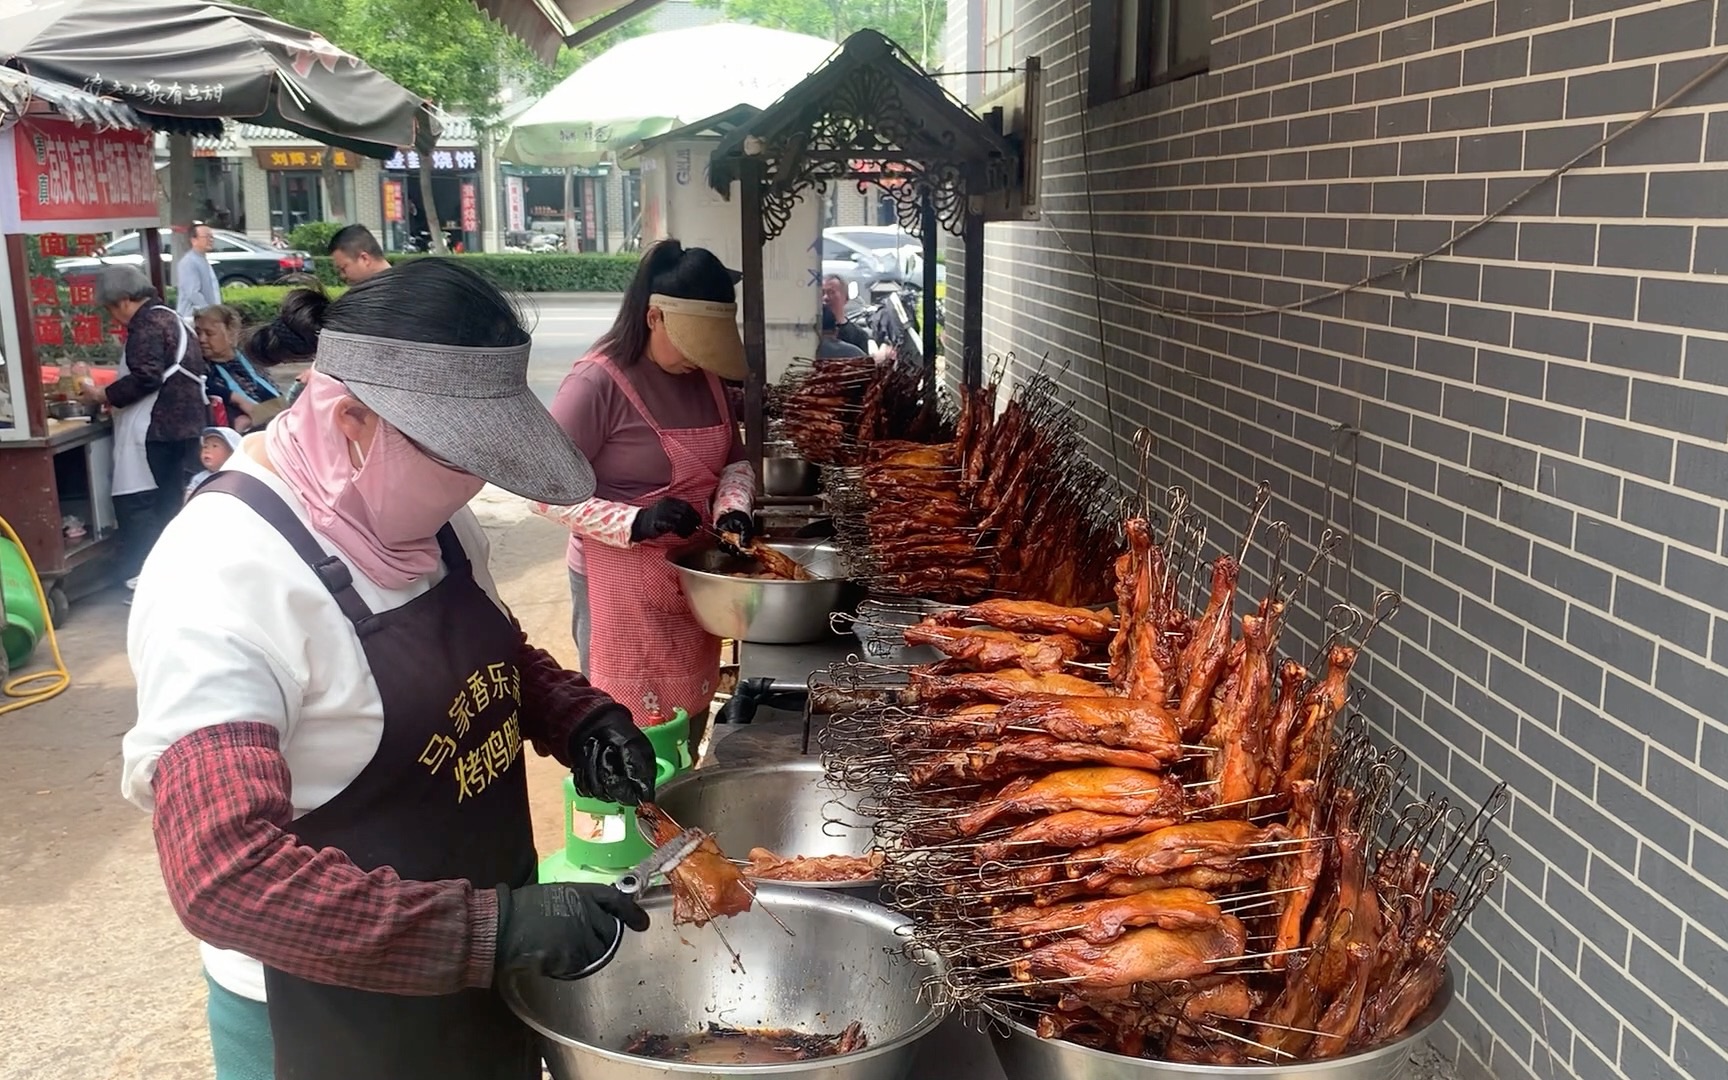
[[265, 372, 482, 590]]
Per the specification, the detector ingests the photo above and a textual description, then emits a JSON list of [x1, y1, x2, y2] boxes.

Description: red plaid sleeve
[[516, 627, 621, 767], [151, 722, 499, 996]]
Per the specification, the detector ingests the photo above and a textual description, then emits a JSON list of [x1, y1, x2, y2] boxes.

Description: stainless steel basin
[[504, 885, 944, 1080], [653, 760, 879, 896], [676, 540, 853, 644], [985, 971, 1453, 1080]]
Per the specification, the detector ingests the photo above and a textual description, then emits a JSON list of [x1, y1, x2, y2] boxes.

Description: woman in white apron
[[83, 266, 210, 580]]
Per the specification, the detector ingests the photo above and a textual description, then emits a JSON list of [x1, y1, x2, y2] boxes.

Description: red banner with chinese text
[[2, 117, 158, 233], [460, 182, 478, 233]]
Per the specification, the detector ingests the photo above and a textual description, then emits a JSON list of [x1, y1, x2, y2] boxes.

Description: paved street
[[518, 294, 621, 404]]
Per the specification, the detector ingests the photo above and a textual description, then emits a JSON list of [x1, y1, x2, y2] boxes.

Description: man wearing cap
[[537, 241, 755, 744], [120, 260, 656, 1080]]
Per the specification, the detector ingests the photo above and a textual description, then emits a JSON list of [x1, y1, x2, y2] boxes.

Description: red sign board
[[29, 276, 57, 306], [460, 182, 478, 233], [34, 315, 65, 345], [382, 180, 404, 223], [1, 117, 159, 233], [68, 279, 96, 306]]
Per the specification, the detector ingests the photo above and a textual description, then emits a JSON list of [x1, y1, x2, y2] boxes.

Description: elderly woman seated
[[195, 304, 285, 432]]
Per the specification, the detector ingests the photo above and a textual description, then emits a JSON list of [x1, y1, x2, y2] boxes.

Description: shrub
[[219, 284, 348, 325], [286, 221, 344, 254], [311, 252, 639, 293]]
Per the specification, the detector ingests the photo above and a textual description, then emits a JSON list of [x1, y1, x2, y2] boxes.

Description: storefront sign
[[29, 276, 57, 306], [382, 180, 405, 223], [383, 148, 478, 173], [506, 176, 525, 232], [33, 316, 64, 346], [583, 178, 597, 241], [0, 117, 158, 233], [253, 147, 357, 170], [460, 182, 478, 233]]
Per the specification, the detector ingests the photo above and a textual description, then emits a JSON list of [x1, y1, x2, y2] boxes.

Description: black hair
[[247, 259, 527, 365], [594, 239, 737, 366], [328, 223, 385, 260]]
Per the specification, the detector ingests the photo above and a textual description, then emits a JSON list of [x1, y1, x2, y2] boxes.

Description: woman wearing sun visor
[[121, 260, 659, 1080], [536, 240, 756, 746]]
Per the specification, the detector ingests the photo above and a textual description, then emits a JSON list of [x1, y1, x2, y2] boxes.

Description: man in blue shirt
[[174, 221, 221, 319]]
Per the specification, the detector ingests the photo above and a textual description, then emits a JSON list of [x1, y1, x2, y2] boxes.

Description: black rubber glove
[[495, 882, 650, 980], [630, 497, 701, 543], [567, 705, 657, 806], [715, 509, 754, 555]]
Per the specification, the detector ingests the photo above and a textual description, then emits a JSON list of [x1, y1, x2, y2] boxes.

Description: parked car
[[822, 226, 946, 309], [53, 229, 315, 287], [822, 229, 903, 305]]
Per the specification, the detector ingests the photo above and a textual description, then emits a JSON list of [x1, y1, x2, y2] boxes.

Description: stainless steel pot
[[504, 885, 945, 1080], [653, 760, 879, 897], [676, 540, 853, 644], [985, 972, 1453, 1080], [764, 457, 821, 497]]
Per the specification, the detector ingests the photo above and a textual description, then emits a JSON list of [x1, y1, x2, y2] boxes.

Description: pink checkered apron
[[582, 356, 733, 726]]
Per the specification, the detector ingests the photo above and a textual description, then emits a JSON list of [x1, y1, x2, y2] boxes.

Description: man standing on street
[[821, 275, 872, 353], [175, 221, 221, 320], [328, 224, 391, 284]]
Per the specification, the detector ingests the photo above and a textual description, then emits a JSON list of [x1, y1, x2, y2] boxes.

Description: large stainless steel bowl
[[505, 885, 944, 1080], [764, 456, 821, 497], [676, 540, 852, 644], [985, 971, 1453, 1080], [654, 760, 879, 896]]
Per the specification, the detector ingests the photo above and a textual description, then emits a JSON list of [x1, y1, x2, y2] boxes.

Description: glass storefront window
[[267, 170, 323, 235], [192, 158, 245, 232]]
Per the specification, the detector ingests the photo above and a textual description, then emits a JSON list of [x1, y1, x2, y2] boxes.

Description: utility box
[[628, 130, 819, 386]]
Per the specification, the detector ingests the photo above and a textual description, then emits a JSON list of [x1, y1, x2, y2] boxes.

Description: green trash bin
[[0, 535, 44, 670]]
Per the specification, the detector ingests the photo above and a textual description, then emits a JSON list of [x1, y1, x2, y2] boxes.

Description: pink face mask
[[268, 372, 484, 590]]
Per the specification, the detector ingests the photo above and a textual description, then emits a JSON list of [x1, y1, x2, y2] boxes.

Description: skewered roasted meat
[[1175, 556, 1240, 736], [1267, 781, 1325, 969], [909, 667, 1108, 705], [638, 804, 754, 926], [907, 735, 1179, 787], [902, 620, 1085, 674], [995, 887, 1225, 944], [1203, 613, 1275, 810], [955, 768, 1185, 837], [925, 695, 1180, 756], [1070, 820, 1293, 886], [1011, 917, 1248, 991], [1263, 659, 1308, 797], [937, 599, 1115, 642], [744, 849, 883, 883], [737, 540, 812, 581], [1282, 645, 1356, 792], [975, 810, 1181, 861], [1032, 865, 1261, 907]]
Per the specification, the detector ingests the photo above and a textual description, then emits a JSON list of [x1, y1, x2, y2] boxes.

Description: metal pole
[[962, 208, 984, 387], [740, 158, 768, 482], [920, 190, 938, 399]]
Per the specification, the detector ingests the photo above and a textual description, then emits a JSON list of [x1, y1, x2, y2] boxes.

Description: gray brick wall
[[949, 0, 1728, 1075]]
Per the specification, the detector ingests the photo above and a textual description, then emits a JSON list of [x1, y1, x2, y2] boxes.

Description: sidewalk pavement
[[0, 489, 578, 1080]]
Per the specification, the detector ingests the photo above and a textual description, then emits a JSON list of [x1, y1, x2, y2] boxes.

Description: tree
[[252, 0, 547, 252], [694, 0, 945, 68]]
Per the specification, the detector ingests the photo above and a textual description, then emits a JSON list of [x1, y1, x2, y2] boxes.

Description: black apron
[[199, 472, 540, 1080]]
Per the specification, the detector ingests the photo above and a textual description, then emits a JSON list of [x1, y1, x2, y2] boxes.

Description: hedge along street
[[307, 252, 641, 293]]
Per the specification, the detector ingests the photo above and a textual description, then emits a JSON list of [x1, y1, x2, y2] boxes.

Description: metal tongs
[[572, 827, 705, 979]]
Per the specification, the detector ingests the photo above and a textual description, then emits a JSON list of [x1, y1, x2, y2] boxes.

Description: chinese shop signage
[[253, 147, 357, 170], [0, 117, 158, 233], [383, 148, 479, 172]]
